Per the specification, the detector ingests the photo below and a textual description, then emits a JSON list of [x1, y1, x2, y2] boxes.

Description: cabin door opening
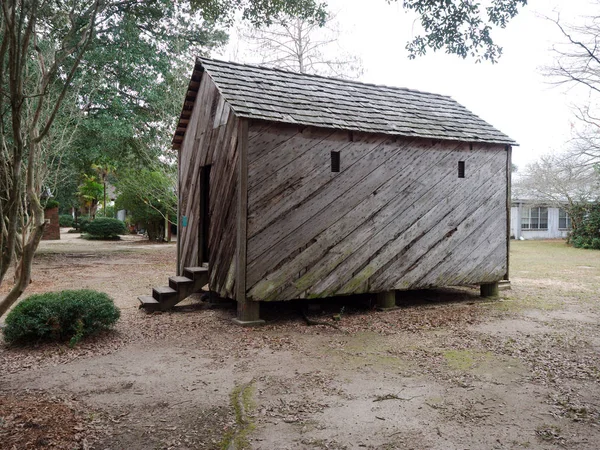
[[199, 165, 211, 265]]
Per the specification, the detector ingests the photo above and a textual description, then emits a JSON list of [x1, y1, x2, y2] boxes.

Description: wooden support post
[[480, 282, 499, 298], [233, 119, 264, 327], [233, 299, 264, 326], [376, 291, 397, 311]]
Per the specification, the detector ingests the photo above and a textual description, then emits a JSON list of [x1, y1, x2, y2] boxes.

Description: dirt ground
[[1, 230, 599, 449]]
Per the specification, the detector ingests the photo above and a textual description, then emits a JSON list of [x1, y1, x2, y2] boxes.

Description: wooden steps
[[138, 266, 209, 312]]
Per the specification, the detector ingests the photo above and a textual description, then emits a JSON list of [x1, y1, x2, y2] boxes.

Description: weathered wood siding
[[245, 124, 508, 302], [178, 73, 240, 298]]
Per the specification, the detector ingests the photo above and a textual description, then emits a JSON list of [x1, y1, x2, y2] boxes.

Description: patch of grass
[[443, 349, 475, 371], [443, 349, 493, 371], [220, 382, 256, 450], [488, 295, 564, 313], [511, 240, 600, 283]]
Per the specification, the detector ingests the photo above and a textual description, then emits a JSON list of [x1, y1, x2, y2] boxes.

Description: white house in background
[[511, 199, 571, 240]]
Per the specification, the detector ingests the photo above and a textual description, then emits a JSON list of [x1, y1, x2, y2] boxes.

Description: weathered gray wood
[[243, 130, 508, 301], [378, 191, 506, 291], [236, 119, 249, 305], [176, 65, 512, 305], [247, 139, 467, 300], [322, 147, 504, 295], [505, 145, 512, 281], [248, 133, 387, 238], [177, 72, 240, 298], [248, 139, 484, 294], [277, 142, 477, 296], [194, 58, 516, 146], [248, 127, 335, 190], [234, 119, 264, 325], [247, 124, 300, 165], [247, 136, 406, 266]]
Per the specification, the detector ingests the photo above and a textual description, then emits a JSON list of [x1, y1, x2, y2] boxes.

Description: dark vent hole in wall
[[331, 151, 340, 172], [458, 161, 465, 178]]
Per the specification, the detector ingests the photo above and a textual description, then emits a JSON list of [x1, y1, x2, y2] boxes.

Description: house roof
[[172, 58, 517, 149]]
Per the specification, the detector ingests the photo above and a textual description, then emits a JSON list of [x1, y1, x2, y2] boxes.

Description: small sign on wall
[[182, 216, 188, 227]]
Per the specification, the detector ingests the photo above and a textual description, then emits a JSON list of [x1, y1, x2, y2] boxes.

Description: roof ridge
[[197, 56, 455, 101], [172, 56, 517, 147]]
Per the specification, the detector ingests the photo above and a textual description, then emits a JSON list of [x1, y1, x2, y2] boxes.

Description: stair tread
[[169, 276, 193, 284], [184, 266, 208, 273], [153, 286, 177, 295], [138, 295, 159, 304]]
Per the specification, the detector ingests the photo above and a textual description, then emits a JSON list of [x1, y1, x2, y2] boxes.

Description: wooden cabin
[[139, 58, 516, 325]]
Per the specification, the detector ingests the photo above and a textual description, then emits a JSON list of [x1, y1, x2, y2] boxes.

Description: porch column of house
[[516, 202, 523, 240], [233, 119, 265, 327]]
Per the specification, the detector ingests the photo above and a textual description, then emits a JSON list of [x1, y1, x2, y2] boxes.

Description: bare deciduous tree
[[236, 13, 363, 78], [513, 153, 600, 210], [546, 10, 600, 165]]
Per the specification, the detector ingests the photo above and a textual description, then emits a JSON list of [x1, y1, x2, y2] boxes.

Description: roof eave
[[172, 59, 205, 150]]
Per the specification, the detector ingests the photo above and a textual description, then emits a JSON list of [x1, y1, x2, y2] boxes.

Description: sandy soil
[[1, 233, 599, 449]]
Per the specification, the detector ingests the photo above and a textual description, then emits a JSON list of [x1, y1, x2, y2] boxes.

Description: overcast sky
[[218, 0, 596, 170]]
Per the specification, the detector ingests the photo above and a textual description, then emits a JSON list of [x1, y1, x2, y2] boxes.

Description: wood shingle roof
[[172, 57, 516, 149]]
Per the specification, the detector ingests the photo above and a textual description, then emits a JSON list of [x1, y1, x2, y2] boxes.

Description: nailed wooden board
[[178, 73, 240, 299], [244, 125, 508, 301]]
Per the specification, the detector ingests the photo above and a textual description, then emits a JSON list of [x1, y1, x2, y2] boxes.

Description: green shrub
[[59, 214, 74, 227], [97, 205, 116, 218], [569, 203, 600, 250], [85, 217, 126, 239], [3, 290, 120, 346], [43, 199, 60, 209], [74, 218, 90, 232], [571, 236, 586, 249]]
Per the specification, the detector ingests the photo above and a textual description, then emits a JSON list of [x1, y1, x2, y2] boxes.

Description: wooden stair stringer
[[138, 266, 209, 312]]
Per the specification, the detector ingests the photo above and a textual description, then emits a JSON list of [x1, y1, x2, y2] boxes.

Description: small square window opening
[[458, 161, 465, 178], [331, 151, 340, 172]]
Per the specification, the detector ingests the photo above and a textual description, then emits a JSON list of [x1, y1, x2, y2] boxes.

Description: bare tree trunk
[[0, 0, 100, 317]]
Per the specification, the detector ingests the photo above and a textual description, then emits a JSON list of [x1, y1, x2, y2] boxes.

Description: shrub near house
[[59, 214, 74, 227], [570, 203, 600, 249], [2, 290, 120, 346], [85, 217, 126, 240]]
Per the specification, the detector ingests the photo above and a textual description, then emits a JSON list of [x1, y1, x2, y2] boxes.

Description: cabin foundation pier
[[480, 282, 499, 298], [376, 291, 398, 311], [232, 299, 265, 327]]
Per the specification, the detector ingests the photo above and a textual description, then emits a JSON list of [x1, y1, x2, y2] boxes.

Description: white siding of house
[[510, 204, 569, 240]]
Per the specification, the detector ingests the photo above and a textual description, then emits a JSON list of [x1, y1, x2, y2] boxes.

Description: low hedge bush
[[2, 290, 120, 346], [572, 236, 600, 250], [73, 218, 90, 232], [85, 217, 126, 239], [59, 214, 74, 227]]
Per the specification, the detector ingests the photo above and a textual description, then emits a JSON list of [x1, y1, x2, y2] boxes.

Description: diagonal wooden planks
[[177, 73, 240, 298], [245, 128, 509, 301], [246, 140, 469, 300]]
